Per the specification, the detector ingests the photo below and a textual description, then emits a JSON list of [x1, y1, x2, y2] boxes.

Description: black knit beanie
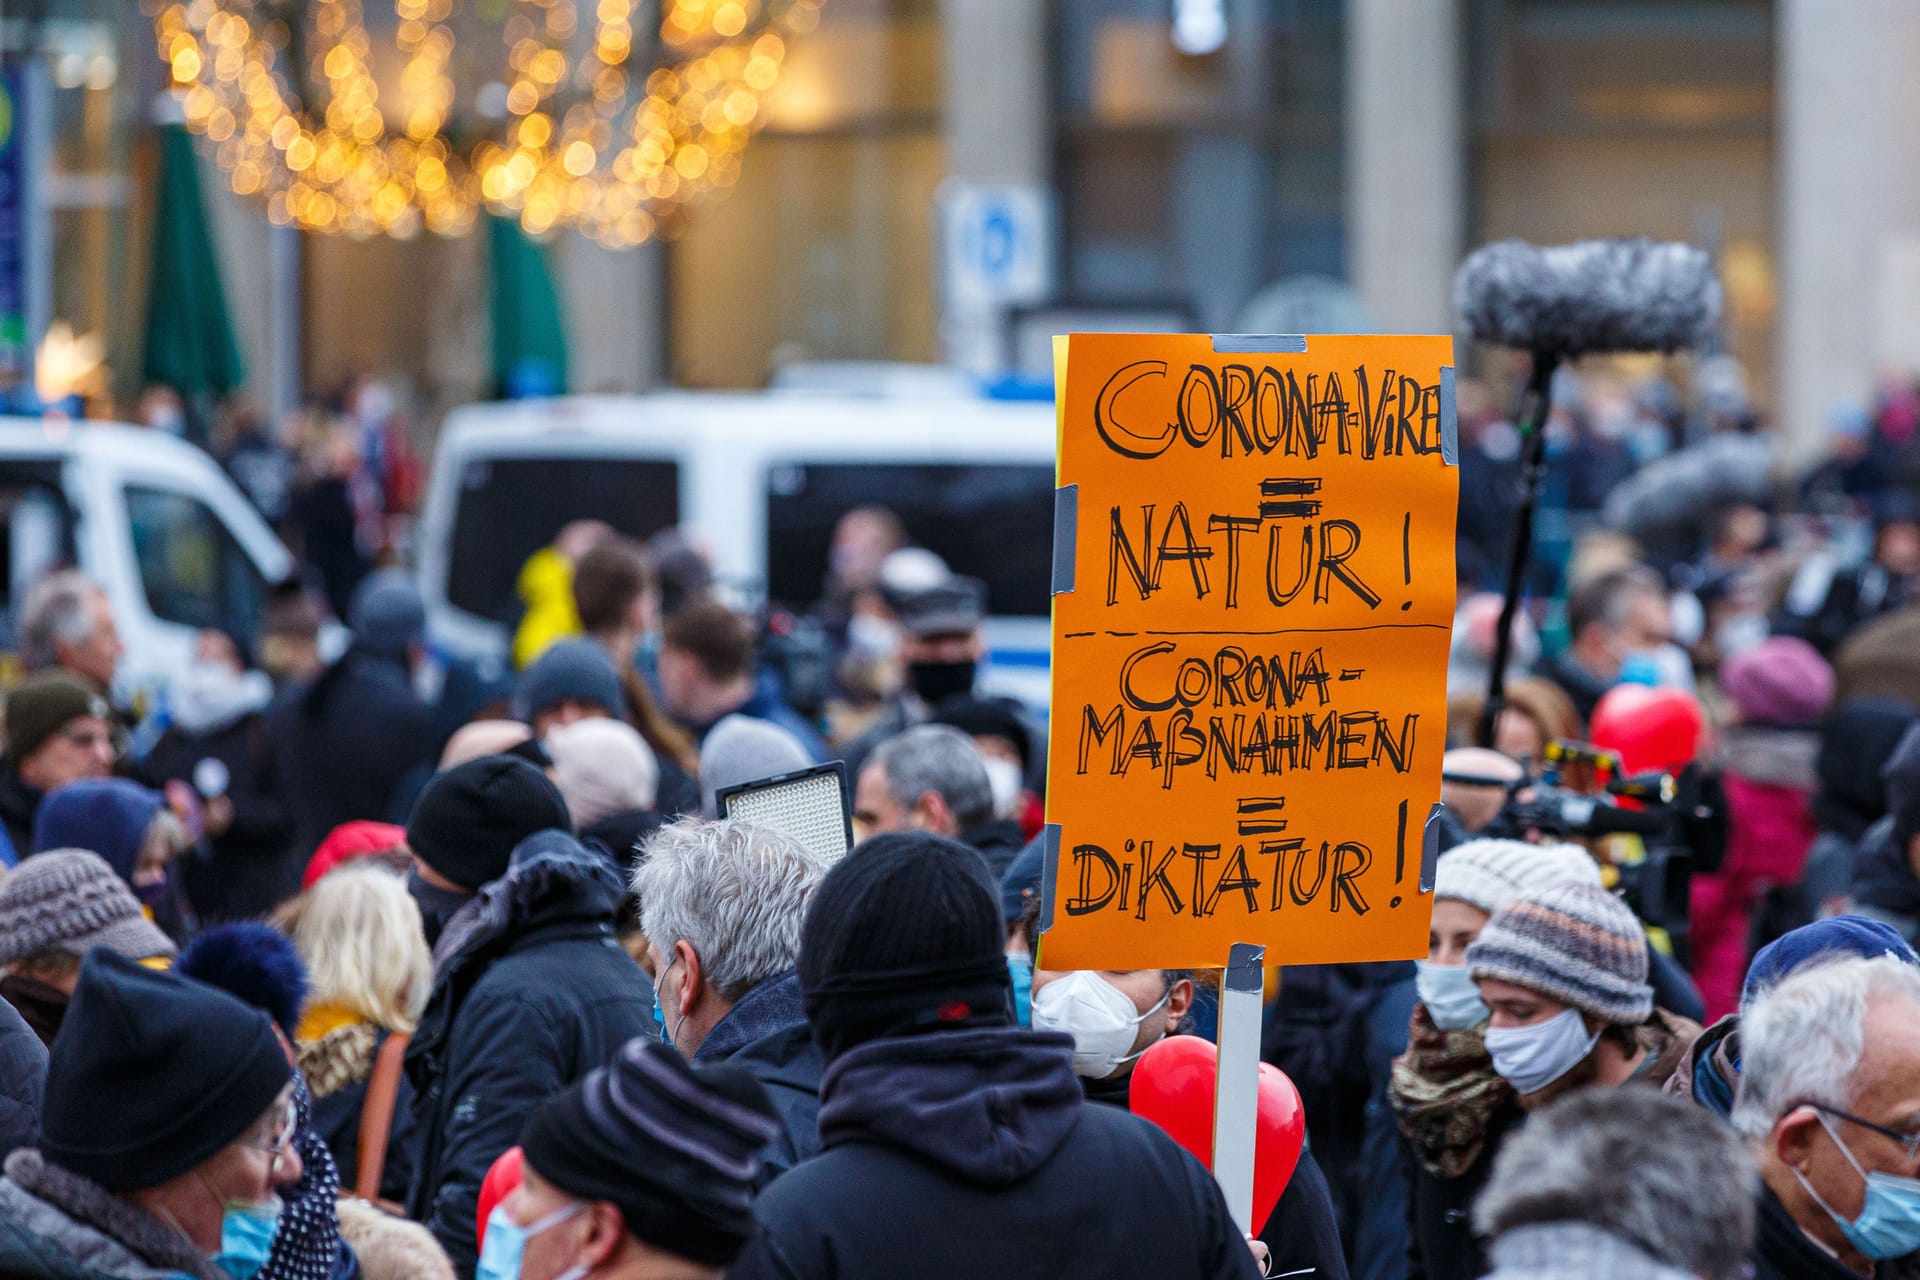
[[798, 832, 1010, 1061], [521, 1040, 778, 1267], [42, 951, 291, 1192], [406, 756, 572, 890]]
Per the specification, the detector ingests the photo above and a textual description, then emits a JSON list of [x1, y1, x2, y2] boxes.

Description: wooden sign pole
[[1212, 940, 1265, 1234]]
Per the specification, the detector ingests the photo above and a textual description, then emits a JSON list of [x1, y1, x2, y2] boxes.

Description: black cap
[[43, 951, 291, 1192], [890, 577, 986, 638], [407, 756, 572, 890], [798, 832, 1009, 1060], [521, 1040, 779, 1267], [933, 695, 1032, 771]]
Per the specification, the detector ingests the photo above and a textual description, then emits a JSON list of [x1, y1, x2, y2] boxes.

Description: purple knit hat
[[1720, 635, 1834, 728]]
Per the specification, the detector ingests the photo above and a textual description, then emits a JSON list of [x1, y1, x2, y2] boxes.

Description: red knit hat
[[302, 820, 408, 889]]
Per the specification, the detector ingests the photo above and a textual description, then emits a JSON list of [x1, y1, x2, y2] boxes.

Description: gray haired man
[[1476, 1088, 1755, 1280], [1732, 954, 1920, 1279], [632, 817, 829, 1181], [853, 725, 1019, 876], [18, 571, 120, 694]]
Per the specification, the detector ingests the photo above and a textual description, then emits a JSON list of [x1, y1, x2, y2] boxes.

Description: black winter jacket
[[1749, 1181, 1860, 1280], [274, 649, 438, 860], [143, 710, 294, 921], [729, 1025, 1259, 1280], [0, 770, 40, 866], [404, 832, 655, 1276], [1083, 1061, 1349, 1280], [691, 972, 822, 1185], [0, 1000, 44, 1163], [1402, 1103, 1524, 1280]]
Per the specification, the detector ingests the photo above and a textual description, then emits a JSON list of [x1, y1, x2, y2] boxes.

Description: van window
[[765, 462, 1055, 616], [0, 467, 75, 649], [447, 456, 681, 625], [125, 485, 269, 637]]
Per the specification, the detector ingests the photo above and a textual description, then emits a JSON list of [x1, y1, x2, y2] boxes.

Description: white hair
[[1732, 954, 1920, 1141], [631, 817, 827, 1001], [19, 571, 102, 671]]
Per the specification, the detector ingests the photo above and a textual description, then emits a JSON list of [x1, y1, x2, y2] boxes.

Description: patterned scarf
[[262, 1073, 344, 1280], [1388, 1003, 1514, 1179]]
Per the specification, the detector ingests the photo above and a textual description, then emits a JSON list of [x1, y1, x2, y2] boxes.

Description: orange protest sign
[[1039, 333, 1459, 971]]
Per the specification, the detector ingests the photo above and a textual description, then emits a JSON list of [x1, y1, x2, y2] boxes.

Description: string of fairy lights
[[144, 0, 821, 245]]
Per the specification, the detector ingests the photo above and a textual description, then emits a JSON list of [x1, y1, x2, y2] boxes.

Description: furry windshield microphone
[[1453, 237, 1722, 355]]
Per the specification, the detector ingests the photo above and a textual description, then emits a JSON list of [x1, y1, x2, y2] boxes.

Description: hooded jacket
[[1663, 1014, 1741, 1122], [0, 1149, 224, 1280], [729, 1026, 1259, 1280], [403, 831, 654, 1277]]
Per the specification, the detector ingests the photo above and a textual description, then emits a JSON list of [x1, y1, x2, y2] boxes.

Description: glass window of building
[[1467, 0, 1776, 382], [670, 0, 945, 388], [1052, 0, 1346, 331]]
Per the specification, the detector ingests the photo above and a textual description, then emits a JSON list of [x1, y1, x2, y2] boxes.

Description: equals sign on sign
[[1237, 797, 1288, 836], [1259, 478, 1323, 520]]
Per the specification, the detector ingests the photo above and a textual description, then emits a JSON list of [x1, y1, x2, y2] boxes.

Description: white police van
[[416, 387, 1058, 705], [0, 418, 294, 706]]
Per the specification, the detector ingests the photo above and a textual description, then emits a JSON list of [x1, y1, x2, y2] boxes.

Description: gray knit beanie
[[699, 714, 810, 817], [0, 849, 177, 966], [1433, 839, 1602, 917], [1466, 880, 1653, 1025]]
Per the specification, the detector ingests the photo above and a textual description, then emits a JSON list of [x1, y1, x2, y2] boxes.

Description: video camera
[[1450, 740, 1694, 941]]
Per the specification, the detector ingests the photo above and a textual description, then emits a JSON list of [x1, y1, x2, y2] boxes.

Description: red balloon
[[1129, 1036, 1305, 1235], [1588, 683, 1705, 776], [476, 1145, 525, 1253]]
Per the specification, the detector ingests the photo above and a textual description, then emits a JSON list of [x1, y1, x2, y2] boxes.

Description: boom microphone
[[1452, 237, 1723, 751], [1453, 238, 1722, 356]]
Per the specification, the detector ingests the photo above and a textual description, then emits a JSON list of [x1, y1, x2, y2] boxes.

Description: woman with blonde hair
[[289, 861, 433, 1208]]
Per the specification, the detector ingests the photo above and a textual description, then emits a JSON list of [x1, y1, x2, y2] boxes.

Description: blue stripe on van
[[988, 648, 1052, 670]]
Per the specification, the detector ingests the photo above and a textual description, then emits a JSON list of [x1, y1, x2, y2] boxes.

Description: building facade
[[1, 0, 1907, 458]]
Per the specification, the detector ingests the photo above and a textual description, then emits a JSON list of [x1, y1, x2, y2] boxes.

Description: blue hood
[[818, 1026, 1083, 1187], [32, 779, 164, 883]]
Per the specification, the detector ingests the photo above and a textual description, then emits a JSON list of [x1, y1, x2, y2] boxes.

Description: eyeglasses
[[1805, 1102, 1920, 1164], [238, 1104, 298, 1168]]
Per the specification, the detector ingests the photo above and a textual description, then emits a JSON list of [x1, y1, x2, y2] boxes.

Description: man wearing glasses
[[0, 951, 305, 1279], [0, 671, 118, 864], [1734, 953, 1920, 1279]]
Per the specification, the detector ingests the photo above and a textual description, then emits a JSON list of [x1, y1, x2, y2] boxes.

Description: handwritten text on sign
[[1040, 334, 1458, 970]]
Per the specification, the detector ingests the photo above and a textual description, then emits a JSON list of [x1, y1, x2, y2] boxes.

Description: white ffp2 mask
[[1030, 970, 1168, 1079]]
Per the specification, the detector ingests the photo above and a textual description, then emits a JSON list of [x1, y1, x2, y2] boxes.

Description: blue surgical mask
[[477, 1201, 587, 1280], [210, 1196, 282, 1280], [1795, 1113, 1920, 1261], [1007, 953, 1033, 1027], [1415, 961, 1489, 1031], [653, 955, 679, 1052], [1483, 1007, 1600, 1095]]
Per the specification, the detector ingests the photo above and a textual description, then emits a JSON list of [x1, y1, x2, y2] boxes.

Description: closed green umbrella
[[487, 214, 569, 399], [141, 125, 244, 403]]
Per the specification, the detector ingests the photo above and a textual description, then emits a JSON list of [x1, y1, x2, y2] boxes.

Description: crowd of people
[[4, 355, 1920, 1279]]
